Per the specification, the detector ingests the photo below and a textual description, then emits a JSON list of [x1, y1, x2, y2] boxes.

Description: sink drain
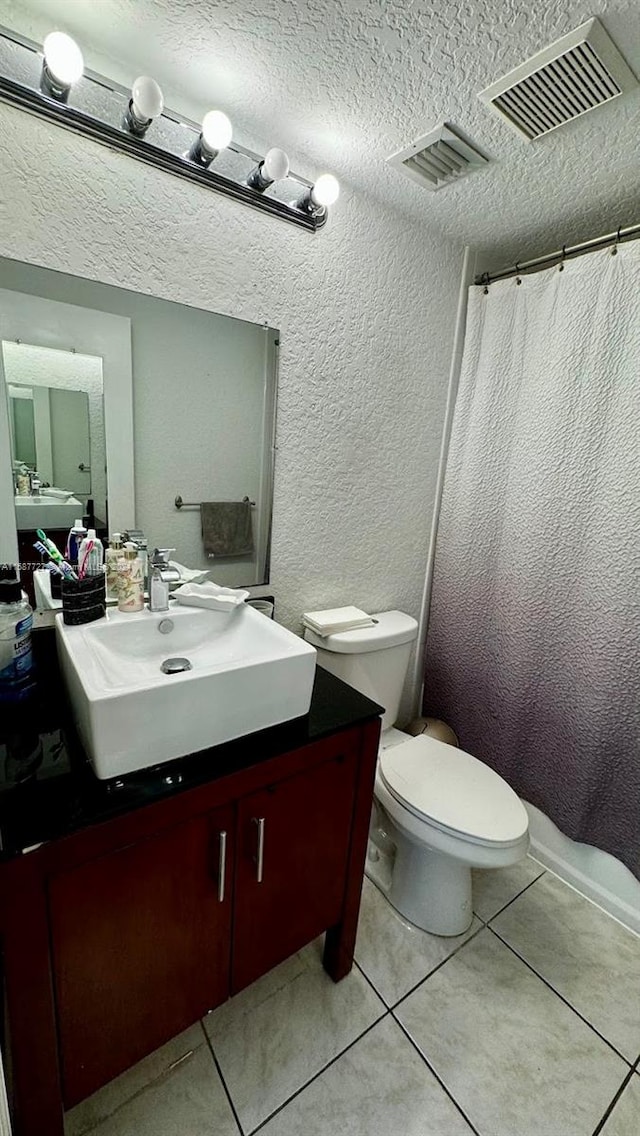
[[161, 657, 192, 674]]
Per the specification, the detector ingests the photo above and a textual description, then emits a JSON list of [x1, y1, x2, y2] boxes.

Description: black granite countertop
[[0, 627, 382, 860]]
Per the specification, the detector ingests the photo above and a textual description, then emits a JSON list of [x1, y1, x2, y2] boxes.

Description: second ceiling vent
[[387, 123, 489, 192], [478, 17, 638, 141]]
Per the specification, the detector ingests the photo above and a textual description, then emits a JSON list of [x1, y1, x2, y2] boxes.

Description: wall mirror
[[4, 341, 106, 528], [0, 256, 279, 605]]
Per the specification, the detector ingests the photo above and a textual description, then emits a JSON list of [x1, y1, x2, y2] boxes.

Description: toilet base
[[369, 770, 528, 937], [367, 818, 474, 937], [390, 838, 473, 936]]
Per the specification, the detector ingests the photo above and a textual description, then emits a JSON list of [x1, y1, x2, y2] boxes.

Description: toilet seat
[[379, 735, 528, 848]]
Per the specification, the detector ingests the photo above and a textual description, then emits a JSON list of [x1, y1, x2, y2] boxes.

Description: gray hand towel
[[200, 501, 254, 558]]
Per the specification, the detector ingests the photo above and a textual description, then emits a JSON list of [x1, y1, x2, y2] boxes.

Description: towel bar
[[174, 495, 256, 510]]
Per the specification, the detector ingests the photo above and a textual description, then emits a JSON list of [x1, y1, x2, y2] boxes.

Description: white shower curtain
[[425, 243, 640, 878]]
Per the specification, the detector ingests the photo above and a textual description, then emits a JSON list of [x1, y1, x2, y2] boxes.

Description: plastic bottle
[[117, 543, 144, 612], [0, 567, 35, 701], [105, 534, 124, 600], [16, 466, 30, 496], [78, 529, 104, 577], [66, 519, 88, 565]]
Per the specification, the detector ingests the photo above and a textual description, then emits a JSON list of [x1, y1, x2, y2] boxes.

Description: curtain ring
[[558, 244, 566, 271], [515, 262, 522, 285], [611, 226, 621, 256], [481, 271, 490, 295]]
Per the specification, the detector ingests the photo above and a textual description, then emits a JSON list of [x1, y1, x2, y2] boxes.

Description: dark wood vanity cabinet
[[49, 804, 235, 1107], [233, 748, 359, 992], [0, 717, 380, 1136]]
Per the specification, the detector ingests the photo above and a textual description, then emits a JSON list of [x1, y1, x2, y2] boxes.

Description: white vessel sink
[[56, 604, 317, 779], [15, 493, 83, 530]]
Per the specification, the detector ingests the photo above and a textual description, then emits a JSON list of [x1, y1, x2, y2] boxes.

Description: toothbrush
[[78, 540, 94, 581], [36, 529, 64, 566], [33, 541, 78, 580], [43, 560, 64, 577], [36, 530, 78, 578]]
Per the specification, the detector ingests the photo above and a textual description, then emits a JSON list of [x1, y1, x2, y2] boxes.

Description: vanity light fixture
[[124, 75, 164, 137], [40, 31, 84, 102], [189, 110, 233, 166], [0, 26, 338, 231], [298, 173, 340, 216], [246, 147, 290, 191]]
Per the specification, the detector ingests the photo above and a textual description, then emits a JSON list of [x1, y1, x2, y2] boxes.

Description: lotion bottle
[[105, 534, 124, 600], [16, 466, 30, 496], [117, 542, 144, 613]]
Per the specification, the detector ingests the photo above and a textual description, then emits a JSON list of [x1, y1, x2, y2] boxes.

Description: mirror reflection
[[0, 257, 278, 610], [4, 341, 106, 532]]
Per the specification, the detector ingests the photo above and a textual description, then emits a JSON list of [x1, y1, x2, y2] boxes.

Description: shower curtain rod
[[474, 220, 640, 286]]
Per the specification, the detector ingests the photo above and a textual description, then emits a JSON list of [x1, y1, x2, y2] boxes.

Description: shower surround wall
[[0, 102, 462, 707], [425, 244, 640, 883]]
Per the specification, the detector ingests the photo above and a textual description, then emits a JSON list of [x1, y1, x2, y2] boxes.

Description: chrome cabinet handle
[[253, 817, 265, 883], [217, 830, 227, 903]]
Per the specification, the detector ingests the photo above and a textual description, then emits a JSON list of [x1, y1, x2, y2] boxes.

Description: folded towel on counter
[[201, 501, 254, 558], [302, 605, 376, 637], [40, 487, 74, 500], [172, 581, 250, 611], [169, 561, 210, 585]]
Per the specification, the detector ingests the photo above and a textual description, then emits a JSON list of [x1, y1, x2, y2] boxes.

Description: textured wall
[[0, 102, 462, 710]]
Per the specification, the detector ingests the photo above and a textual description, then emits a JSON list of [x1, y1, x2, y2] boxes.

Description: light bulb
[[263, 148, 290, 182], [41, 31, 84, 99], [310, 174, 340, 208], [131, 76, 164, 122], [247, 146, 290, 191], [125, 75, 164, 136], [201, 110, 233, 153]]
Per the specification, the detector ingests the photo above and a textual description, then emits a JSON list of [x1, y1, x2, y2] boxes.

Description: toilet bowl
[[304, 611, 529, 936], [372, 731, 529, 935]]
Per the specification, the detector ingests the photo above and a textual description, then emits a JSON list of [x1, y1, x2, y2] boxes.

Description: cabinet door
[[233, 746, 358, 992], [49, 806, 234, 1108]]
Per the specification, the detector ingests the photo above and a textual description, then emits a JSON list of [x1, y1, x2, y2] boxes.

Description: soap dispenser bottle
[[16, 466, 30, 497], [105, 534, 124, 600], [117, 542, 144, 613]]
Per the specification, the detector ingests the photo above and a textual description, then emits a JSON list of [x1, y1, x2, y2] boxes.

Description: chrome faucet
[[148, 548, 180, 612]]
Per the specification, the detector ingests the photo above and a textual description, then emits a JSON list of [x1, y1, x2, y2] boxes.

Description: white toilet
[[304, 611, 529, 937]]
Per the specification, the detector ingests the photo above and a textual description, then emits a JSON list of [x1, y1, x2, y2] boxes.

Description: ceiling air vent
[[478, 17, 638, 141], [387, 123, 489, 192]]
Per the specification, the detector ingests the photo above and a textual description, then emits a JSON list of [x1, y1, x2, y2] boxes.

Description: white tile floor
[[65, 858, 640, 1136]]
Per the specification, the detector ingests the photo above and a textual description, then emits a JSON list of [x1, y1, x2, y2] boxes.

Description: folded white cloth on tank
[[172, 581, 249, 611], [302, 605, 375, 637]]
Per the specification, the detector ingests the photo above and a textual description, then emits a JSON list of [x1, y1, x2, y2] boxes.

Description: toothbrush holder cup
[[61, 574, 106, 626]]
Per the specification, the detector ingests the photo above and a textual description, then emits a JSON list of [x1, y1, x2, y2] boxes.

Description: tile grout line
[[591, 1064, 637, 1136], [390, 1011, 481, 1136], [247, 1011, 389, 1136], [473, 868, 546, 926], [382, 920, 485, 1013], [486, 926, 633, 1067], [68, 1043, 205, 1136], [199, 1020, 245, 1136]]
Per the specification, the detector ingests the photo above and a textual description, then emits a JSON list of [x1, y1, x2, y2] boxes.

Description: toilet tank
[[304, 611, 418, 730]]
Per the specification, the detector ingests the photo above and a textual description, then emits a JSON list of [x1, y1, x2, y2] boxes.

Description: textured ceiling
[[1, 0, 639, 270]]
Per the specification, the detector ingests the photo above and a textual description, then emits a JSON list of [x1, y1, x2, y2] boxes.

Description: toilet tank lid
[[303, 610, 418, 654]]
